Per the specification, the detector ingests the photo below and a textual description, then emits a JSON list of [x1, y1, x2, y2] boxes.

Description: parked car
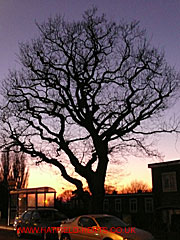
[[13, 208, 67, 239], [58, 214, 155, 240]]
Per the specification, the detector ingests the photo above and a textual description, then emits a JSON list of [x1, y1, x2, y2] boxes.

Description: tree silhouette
[[119, 180, 151, 194], [0, 147, 29, 189], [58, 189, 74, 203], [0, 147, 29, 218], [1, 8, 179, 212]]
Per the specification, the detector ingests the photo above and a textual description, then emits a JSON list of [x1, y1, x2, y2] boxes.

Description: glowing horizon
[[27, 157, 154, 196]]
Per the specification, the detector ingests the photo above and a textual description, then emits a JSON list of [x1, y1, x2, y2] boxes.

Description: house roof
[[105, 192, 153, 197], [148, 159, 180, 169]]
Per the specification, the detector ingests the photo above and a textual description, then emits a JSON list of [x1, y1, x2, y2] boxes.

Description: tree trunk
[[90, 191, 105, 213], [88, 173, 106, 213], [86, 141, 108, 213]]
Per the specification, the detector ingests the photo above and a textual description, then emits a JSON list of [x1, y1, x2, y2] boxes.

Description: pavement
[[0, 219, 14, 231]]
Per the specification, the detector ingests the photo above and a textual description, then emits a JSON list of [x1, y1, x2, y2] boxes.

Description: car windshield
[[38, 210, 67, 221], [95, 216, 128, 229]]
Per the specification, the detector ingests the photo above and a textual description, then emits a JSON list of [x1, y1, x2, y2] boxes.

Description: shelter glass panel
[[19, 194, 26, 215], [45, 193, 54, 207], [37, 193, 45, 207], [28, 194, 36, 207]]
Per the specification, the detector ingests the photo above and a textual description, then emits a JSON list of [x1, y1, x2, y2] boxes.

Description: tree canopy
[[1, 8, 179, 212]]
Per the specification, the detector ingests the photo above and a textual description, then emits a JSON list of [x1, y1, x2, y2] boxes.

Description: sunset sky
[[0, 0, 180, 195]]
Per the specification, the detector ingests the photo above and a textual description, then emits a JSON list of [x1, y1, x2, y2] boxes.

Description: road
[[0, 229, 37, 240]]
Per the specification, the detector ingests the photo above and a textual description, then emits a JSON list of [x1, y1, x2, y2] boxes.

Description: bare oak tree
[[1, 8, 179, 212]]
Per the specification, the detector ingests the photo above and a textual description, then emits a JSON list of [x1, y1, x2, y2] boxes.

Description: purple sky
[[0, 0, 180, 193]]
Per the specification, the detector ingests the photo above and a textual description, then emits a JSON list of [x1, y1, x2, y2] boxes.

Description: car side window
[[32, 211, 40, 220], [23, 211, 32, 220], [78, 217, 97, 228], [54, 212, 67, 221]]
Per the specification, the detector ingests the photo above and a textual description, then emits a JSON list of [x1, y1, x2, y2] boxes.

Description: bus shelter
[[8, 187, 56, 225]]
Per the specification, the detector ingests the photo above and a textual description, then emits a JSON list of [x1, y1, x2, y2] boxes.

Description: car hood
[[116, 227, 153, 240]]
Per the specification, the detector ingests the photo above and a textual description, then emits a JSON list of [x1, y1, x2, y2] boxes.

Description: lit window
[[37, 193, 44, 207], [145, 198, 153, 213], [103, 199, 109, 212], [45, 193, 54, 207], [28, 194, 36, 207], [129, 198, 137, 213], [115, 199, 122, 212], [162, 172, 177, 192]]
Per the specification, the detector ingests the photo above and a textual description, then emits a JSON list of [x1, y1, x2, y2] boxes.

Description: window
[[78, 217, 97, 228], [37, 210, 67, 221], [95, 216, 128, 228], [115, 199, 122, 212], [37, 193, 45, 207], [129, 198, 137, 213], [18, 194, 26, 214], [145, 198, 153, 213], [103, 199, 109, 212], [38, 210, 53, 219], [162, 172, 177, 192], [32, 211, 40, 221], [23, 211, 32, 221], [45, 193, 54, 207], [27, 194, 36, 207]]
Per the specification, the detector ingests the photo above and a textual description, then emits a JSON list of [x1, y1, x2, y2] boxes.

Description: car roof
[[78, 214, 113, 218], [34, 208, 58, 211], [24, 208, 59, 213]]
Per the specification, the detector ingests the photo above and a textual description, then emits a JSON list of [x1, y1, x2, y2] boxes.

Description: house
[[148, 160, 180, 232], [103, 191, 154, 231]]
